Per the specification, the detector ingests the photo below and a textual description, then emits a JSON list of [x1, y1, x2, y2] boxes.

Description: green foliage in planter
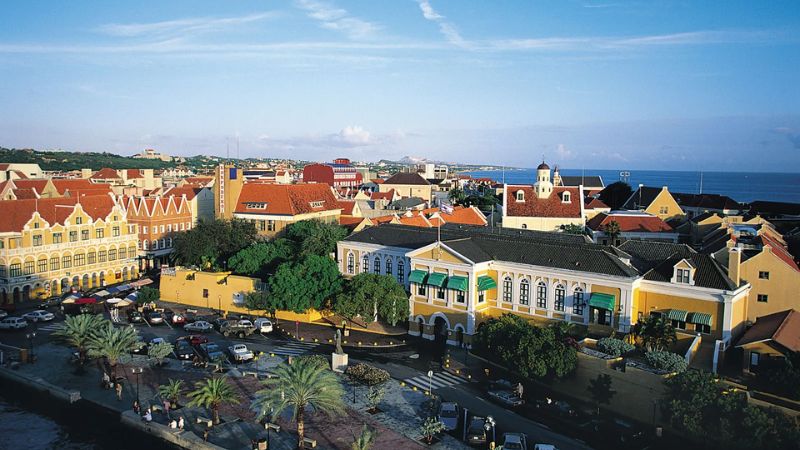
[[597, 337, 634, 357], [645, 350, 687, 372], [345, 362, 390, 386]]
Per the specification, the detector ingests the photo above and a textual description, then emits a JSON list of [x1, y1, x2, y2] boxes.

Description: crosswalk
[[270, 341, 319, 357], [404, 371, 466, 392], [34, 322, 62, 333]]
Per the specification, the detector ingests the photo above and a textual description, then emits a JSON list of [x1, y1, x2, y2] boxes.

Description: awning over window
[[687, 312, 712, 326], [408, 270, 428, 284], [446, 276, 469, 291], [588, 293, 616, 311], [426, 272, 447, 287], [476, 275, 497, 291], [666, 309, 688, 322]]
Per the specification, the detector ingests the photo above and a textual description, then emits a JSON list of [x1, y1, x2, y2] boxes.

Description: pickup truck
[[228, 343, 255, 362], [220, 319, 256, 338]]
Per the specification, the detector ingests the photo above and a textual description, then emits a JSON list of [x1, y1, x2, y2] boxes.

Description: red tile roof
[[505, 186, 582, 218], [370, 189, 395, 201], [164, 186, 202, 201], [737, 309, 800, 352], [585, 198, 609, 209], [52, 179, 111, 195], [369, 215, 398, 225], [336, 200, 356, 215], [126, 169, 143, 179], [12, 179, 50, 193], [0, 195, 117, 232], [91, 168, 121, 180], [13, 188, 39, 199], [234, 183, 340, 216], [760, 234, 800, 272], [398, 215, 433, 227], [587, 212, 673, 233]]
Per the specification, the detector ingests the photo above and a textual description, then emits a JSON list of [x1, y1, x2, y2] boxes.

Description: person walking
[[143, 407, 152, 422], [177, 416, 184, 430], [115, 382, 123, 401], [132, 399, 140, 414]]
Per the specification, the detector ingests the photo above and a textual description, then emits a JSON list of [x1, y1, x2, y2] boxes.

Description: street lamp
[[26, 331, 36, 363], [131, 367, 144, 406], [484, 416, 496, 446], [427, 370, 434, 395]]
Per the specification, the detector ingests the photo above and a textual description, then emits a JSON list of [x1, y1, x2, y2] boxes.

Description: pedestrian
[[133, 399, 140, 414], [115, 382, 123, 401], [169, 419, 178, 429], [163, 399, 171, 418], [102, 371, 110, 389], [516, 382, 524, 399], [143, 407, 152, 422], [177, 416, 184, 430]]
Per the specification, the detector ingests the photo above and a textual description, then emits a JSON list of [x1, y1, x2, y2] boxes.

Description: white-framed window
[[346, 253, 354, 274], [562, 192, 571, 203], [554, 284, 565, 311], [373, 256, 380, 274], [515, 190, 525, 202], [397, 259, 405, 284], [502, 276, 513, 303], [573, 287, 584, 315], [362, 255, 369, 273], [675, 268, 691, 283], [536, 281, 547, 308], [385, 258, 392, 276], [519, 279, 530, 305]]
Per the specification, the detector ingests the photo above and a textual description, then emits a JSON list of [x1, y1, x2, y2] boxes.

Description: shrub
[[419, 417, 445, 444], [645, 350, 687, 372], [597, 337, 634, 357], [345, 362, 390, 386], [298, 354, 329, 369]]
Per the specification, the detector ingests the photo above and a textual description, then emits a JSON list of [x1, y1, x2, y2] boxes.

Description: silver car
[[22, 310, 55, 322], [437, 402, 460, 431]]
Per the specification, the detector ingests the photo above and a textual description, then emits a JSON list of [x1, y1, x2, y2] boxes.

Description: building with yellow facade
[[621, 185, 684, 221], [0, 195, 139, 304], [337, 224, 749, 348]]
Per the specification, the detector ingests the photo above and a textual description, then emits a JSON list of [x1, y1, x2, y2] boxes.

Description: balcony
[[1, 235, 137, 257]]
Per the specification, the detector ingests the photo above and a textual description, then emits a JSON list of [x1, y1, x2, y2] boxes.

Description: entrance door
[[591, 308, 611, 326]]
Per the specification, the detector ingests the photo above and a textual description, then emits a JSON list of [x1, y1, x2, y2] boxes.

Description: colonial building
[[621, 185, 684, 221], [0, 195, 139, 304], [302, 158, 362, 188], [337, 224, 749, 346], [735, 309, 800, 374], [502, 162, 585, 231], [586, 211, 678, 245], [378, 173, 433, 203], [123, 194, 193, 270], [0, 163, 43, 181], [163, 186, 214, 224]]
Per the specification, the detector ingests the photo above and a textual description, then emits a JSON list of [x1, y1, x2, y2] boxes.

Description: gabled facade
[[622, 186, 684, 221], [378, 173, 433, 202], [123, 194, 193, 270], [502, 162, 585, 231]]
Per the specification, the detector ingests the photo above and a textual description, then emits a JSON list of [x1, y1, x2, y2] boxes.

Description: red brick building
[[123, 194, 192, 270], [302, 158, 362, 188]]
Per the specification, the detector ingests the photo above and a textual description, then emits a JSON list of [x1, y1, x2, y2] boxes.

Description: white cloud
[[96, 12, 277, 38], [418, 0, 443, 20], [335, 125, 371, 146], [415, 0, 470, 48], [556, 144, 574, 160], [294, 0, 380, 39]]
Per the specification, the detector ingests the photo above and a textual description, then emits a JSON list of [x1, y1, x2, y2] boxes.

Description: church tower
[[534, 161, 553, 198]]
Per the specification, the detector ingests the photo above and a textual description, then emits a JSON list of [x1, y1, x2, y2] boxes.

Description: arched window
[[502, 276, 513, 303], [521, 224, 528, 229], [519, 279, 530, 305], [143, 240, 149, 250], [362, 255, 369, 273], [554, 284, 565, 311], [397, 259, 405, 284], [572, 287, 585, 315], [151, 240, 158, 250], [516, 190, 525, 202], [373, 256, 380, 274], [536, 281, 547, 308], [385, 258, 392, 276], [346, 253, 355, 274]]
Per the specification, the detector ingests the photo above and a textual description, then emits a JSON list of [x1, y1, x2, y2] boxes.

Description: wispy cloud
[[415, 0, 470, 48], [96, 12, 277, 38], [294, 0, 380, 39]]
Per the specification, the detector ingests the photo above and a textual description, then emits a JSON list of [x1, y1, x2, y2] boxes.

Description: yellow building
[[621, 186, 684, 221], [735, 309, 800, 374], [0, 195, 139, 304], [378, 173, 433, 203], [501, 162, 585, 231], [338, 224, 749, 347]]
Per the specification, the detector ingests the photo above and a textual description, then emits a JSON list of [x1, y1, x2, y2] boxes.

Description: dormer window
[[562, 192, 571, 203], [515, 191, 525, 202], [244, 202, 267, 209], [309, 200, 325, 208], [676, 268, 690, 283]]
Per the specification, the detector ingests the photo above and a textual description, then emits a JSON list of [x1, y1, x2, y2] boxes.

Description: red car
[[177, 334, 209, 346]]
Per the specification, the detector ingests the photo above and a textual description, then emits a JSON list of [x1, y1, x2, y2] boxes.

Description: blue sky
[[1, 1, 799, 171]]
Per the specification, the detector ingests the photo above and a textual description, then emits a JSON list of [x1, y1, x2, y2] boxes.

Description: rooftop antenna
[[226, 138, 230, 161]]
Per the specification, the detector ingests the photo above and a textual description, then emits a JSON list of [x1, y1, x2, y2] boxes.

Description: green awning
[[588, 293, 616, 311], [476, 275, 497, 291], [408, 270, 428, 284], [446, 276, 469, 291], [426, 272, 447, 287], [666, 309, 688, 322], [687, 312, 712, 326]]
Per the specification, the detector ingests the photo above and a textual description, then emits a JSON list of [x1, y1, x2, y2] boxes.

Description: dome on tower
[[537, 162, 550, 170]]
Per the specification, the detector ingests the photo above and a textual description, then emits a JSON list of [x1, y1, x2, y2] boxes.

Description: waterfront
[[465, 168, 800, 204]]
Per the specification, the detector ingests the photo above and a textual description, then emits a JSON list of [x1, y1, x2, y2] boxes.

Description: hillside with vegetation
[[0, 147, 174, 171]]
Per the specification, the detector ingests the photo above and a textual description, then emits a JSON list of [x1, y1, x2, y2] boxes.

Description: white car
[[254, 318, 273, 334], [0, 317, 28, 330], [22, 310, 55, 322], [227, 343, 254, 362], [0, 310, 8, 320], [184, 320, 213, 333]]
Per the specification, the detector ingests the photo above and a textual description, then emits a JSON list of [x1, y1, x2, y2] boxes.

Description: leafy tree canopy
[[137, 286, 160, 304], [172, 218, 257, 269], [334, 273, 409, 326], [560, 223, 587, 235], [283, 220, 347, 257], [227, 239, 294, 279], [266, 255, 343, 313]]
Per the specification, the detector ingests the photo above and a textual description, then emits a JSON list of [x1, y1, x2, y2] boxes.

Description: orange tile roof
[[235, 183, 340, 216], [369, 215, 398, 225], [398, 215, 433, 227], [587, 212, 673, 233], [12, 179, 50, 192], [51, 179, 111, 195], [585, 198, 609, 209], [506, 186, 582, 218], [126, 169, 143, 179], [165, 186, 201, 201], [91, 168, 121, 180], [0, 195, 117, 233], [370, 189, 395, 201], [13, 188, 39, 199], [336, 200, 356, 215], [437, 206, 487, 226]]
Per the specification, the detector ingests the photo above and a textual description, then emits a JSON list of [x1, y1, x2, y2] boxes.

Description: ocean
[[464, 168, 800, 204]]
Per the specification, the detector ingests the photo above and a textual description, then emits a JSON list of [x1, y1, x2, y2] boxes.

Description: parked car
[[532, 445, 557, 450], [228, 343, 255, 362], [220, 319, 256, 338], [200, 342, 225, 362], [0, 310, 8, 320], [0, 317, 28, 330], [436, 402, 460, 431], [466, 416, 487, 446], [184, 321, 213, 333], [147, 312, 164, 325], [212, 318, 229, 331], [177, 334, 210, 346], [41, 297, 62, 309], [174, 340, 195, 360], [127, 310, 145, 323], [254, 318, 273, 334], [22, 310, 55, 322], [502, 433, 528, 450], [170, 312, 186, 325], [488, 389, 525, 408], [182, 311, 198, 323]]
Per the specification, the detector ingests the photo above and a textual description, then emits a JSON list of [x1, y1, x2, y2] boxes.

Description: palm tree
[[158, 379, 185, 406], [53, 314, 106, 369], [351, 425, 376, 450], [603, 220, 621, 245], [252, 357, 345, 449], [87, 323, 140, 378], [634, 315, 677, 352], [187, 377, 240, 425]]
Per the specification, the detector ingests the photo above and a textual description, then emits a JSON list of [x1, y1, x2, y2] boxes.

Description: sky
[[0, 0, 799, 171]]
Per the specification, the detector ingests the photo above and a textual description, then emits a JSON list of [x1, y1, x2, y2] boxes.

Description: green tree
[[244, 290, 278, 317], [158, 379, 185, 405], [602, 220, 621, 245], [187, 377, 240, 425], [351, 425, 376, 450], [598, 181, 633, 210], [419, 417, 445, 444], [762, 351, 800, 400], [267, 255, 343, 313], [137, 286, 159, 304], [251, 357, 345, 449], [53, 313, 106, 368], [87, 323, 140, 378], [448, 187, 467, 205], [227, 239, 294, 278], [634, 315, 677, 352], [561, 223, 587, 235], [335, 273, 409, 325], [587, 374, 616, 413], [173, 218, 257, 269], [284, 220, 348, 257], [148, 341, 174, 366]]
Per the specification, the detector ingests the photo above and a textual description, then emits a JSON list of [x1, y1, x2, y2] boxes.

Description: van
[[254, 318, 273, 334]]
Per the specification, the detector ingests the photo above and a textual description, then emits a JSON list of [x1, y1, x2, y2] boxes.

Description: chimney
[[728, 247, 741, 287]]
